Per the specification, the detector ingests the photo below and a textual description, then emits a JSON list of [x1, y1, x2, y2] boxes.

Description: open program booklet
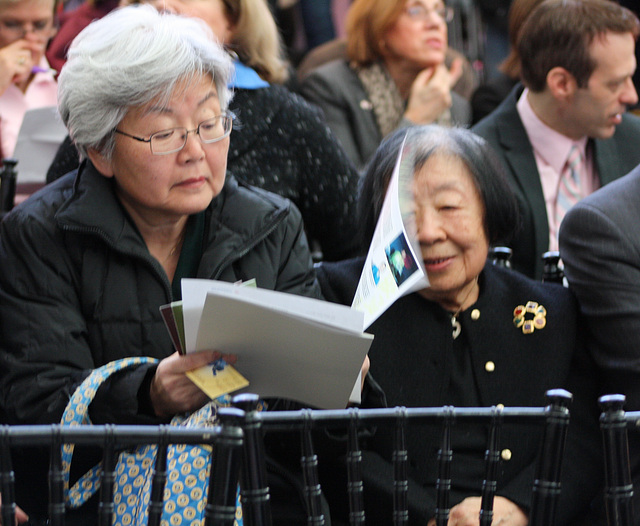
[[160, 134, 426, 409], [353, 134, 429, 329], [161, 280, 373, 409]]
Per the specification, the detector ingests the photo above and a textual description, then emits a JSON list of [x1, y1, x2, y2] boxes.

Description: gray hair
[[58, 4, 233, 160]]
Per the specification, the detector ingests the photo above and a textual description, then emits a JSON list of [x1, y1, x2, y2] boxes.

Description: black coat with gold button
[[317, 257, 603, 526]]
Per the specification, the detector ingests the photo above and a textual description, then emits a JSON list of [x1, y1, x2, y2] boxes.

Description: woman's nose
[[179, 129, 206, 161], [416, 208, 446, 244]]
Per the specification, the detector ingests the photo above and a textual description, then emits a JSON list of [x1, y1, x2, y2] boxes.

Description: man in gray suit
[[559, 163, 640, 515], [473, 0, 640, 279], [560, 165, 640, 411]]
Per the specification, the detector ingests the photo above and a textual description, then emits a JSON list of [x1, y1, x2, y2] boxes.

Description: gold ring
[[18, 57, 25, 65]]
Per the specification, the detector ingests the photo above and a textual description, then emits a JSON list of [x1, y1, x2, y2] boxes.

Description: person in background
[[45, 0, 119, 72], [0, 0, 57, 158], [316, 125, 603, 526], [559, 163, 640, 518], [619, 0, 640, 111], [0, 6, 321, 522], [470, 0, 544, 125], [299, 0, 471, 170], [299, 0, 335, 50], [472, 0, 640, 280], [265, 0, 300, 64], [475, 0, 511, 82], [46, 0, 361, 262]]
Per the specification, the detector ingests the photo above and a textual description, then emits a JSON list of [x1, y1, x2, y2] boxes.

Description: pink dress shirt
[[516, 89, 598, 251]]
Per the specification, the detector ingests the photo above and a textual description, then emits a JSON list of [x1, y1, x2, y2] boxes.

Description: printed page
[[13, 106, 67, 183], [352, 135, 429, 329]]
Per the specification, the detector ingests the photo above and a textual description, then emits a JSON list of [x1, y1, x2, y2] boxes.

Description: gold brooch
[[513, 301, 547, 334]]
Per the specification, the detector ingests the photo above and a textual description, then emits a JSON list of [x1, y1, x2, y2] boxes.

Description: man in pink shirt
[[473, 0, 640, 280], [0, 0, 58, 159]]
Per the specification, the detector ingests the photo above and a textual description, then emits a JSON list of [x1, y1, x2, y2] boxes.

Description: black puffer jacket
[[0, 161, 321, 427]]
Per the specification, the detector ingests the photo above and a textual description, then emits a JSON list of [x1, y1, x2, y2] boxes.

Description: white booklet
[[181, 279, 373, 409], [352, 134, 429, 329], [13, 106, 67, 183]]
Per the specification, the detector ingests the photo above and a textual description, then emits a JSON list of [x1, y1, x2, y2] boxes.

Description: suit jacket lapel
[[495, 86, 550, 266], [593, 136, 621, 186]]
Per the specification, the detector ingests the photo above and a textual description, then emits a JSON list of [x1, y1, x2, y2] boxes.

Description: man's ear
[[546, 66, 578, 101], [87, 148, 114, 178]]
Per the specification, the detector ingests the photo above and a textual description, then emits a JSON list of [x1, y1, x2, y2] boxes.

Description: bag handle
[[61, 356, 158, 507]]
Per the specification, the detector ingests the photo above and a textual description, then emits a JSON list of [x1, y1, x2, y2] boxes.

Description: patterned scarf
[[356, 61, 452, 138]]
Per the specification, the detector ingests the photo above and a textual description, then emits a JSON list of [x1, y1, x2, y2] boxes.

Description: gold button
[[501, 448, 512, 461], [485, 361, 495, 372], [471, 309, 480, 320], [496, 403, 504, 410]]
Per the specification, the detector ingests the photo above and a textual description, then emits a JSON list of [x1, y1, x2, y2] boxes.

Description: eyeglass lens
[[151, 114, 232, 154]]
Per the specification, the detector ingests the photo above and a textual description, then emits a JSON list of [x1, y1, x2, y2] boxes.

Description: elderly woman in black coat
[[317, 125, 604, 526]]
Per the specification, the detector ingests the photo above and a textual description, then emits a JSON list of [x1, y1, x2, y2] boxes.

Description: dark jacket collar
[[55, 160, 143, 257], [55, 160, 292, 280]]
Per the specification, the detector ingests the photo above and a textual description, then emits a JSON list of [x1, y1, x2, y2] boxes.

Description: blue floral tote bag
[[60, 356, 243, 526]]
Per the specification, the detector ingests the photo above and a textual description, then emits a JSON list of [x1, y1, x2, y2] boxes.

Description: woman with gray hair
[[0, 5, 321, 522]]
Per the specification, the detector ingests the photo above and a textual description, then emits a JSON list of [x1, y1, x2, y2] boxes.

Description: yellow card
[[186, 360, 249, 399]]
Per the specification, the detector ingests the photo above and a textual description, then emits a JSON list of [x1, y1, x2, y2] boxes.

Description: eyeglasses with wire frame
[[0, 18, 54, 39], [404, 3, 454, 23], [114, 112, 234, 155]]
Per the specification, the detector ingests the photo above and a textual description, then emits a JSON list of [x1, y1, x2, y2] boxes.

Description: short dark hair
[[519, 0, 640, 92], [357, 125, 521, 253]]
